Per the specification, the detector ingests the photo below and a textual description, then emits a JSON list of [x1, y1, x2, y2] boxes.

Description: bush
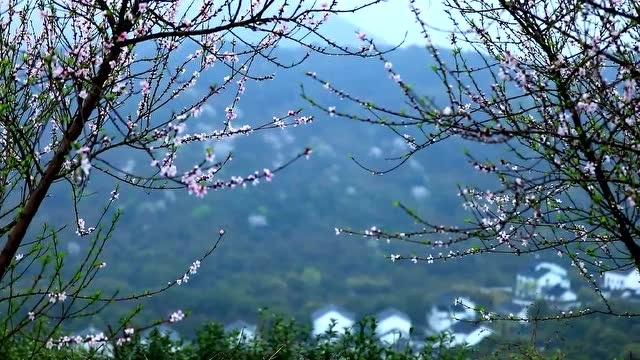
[[3, 314, 472, 360]]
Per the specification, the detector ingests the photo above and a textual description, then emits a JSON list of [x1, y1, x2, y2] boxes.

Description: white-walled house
[[543, 284, 578, 302], [498, 302, 529, 322], [311, 304, 355, 337], [73, 326, 113, 357], [427, 295, 477, 334], [447, 322, 493, 347], [375, 308, 412, 344], [602, 269, 640, 299], [535, 262, 568, 277], [513, 261, 576, 307], [225, 320, 257, 342]]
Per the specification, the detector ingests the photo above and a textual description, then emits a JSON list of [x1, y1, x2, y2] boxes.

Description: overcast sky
[[343, 0, 457, 48]]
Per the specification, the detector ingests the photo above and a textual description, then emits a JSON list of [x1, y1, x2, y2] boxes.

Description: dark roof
[[607, 288, 640, 298], [434, 293, 473, 310], [376, 308, 411, 323], [449, 321, 483, 335], [603, 268, 640, 278], [436, 292, 463, 304], [544, 284, 569, 297], [225, 320, 256, 333], [451, 303, 467, 313], [518, 267, 550, 279], [519, 260, 570, 279], [432, 299, 470, 315], [498, 302, 528, 314], [311, 304, 355, 321], [434, 304, 467, 313]]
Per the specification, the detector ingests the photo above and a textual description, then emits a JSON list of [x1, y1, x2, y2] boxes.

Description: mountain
[[38, 45, 500, 331], [32, 44, 638, 359]]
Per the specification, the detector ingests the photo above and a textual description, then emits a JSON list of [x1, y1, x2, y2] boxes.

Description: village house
[[426, 294, 477, 334], [74, 326, 113, 357], [513, 261, 579, 309], [424, 294, 494, 348], [375, 308, 412, 344], [447, 322, 493, 347], [311, 304, 355, 337], [225, 320, 257, 342], [602, 268, 640, 299], [498, 301, 529, 322]]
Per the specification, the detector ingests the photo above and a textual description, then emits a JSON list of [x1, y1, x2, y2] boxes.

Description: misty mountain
[[45, 44, 562, 337]]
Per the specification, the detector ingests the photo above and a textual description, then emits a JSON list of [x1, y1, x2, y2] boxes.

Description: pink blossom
[[225, 107, 237, 121], [206, 150, 215, 162], [188, 183, 208, 198], [140, 80, 150, 95], [190, 106, 203, 117], [263, 168, 273, 181], [557, 123, 568, 136], [53, 66, 64, 78], [160, 164, 177, 177]]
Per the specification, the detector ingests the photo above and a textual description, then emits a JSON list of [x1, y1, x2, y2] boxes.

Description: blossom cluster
[[169, 310, 185, 323], [76, 218, 95, 237], [46, 332, 108, 350], [47, 292, 68, 304], [115, 328, 135, 346], [176, 260, 201, 285]]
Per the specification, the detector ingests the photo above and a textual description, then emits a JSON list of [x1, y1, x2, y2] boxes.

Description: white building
[[602, 269, 640, 299], [225, 320, 257, 342], [513, 261, 578, 309], [427, 295, 477, 334], [73, 326, 113, 357], [536, 262, 568, 277], [375, 308, 412, 344], [447, 322, 493, 347], [498, 302, 529, 322], [311, 304, 355, 337]]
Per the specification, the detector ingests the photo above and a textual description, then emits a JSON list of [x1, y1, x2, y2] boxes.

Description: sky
[[343, 0, 457, 48], [9, 0, 466, 50]]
